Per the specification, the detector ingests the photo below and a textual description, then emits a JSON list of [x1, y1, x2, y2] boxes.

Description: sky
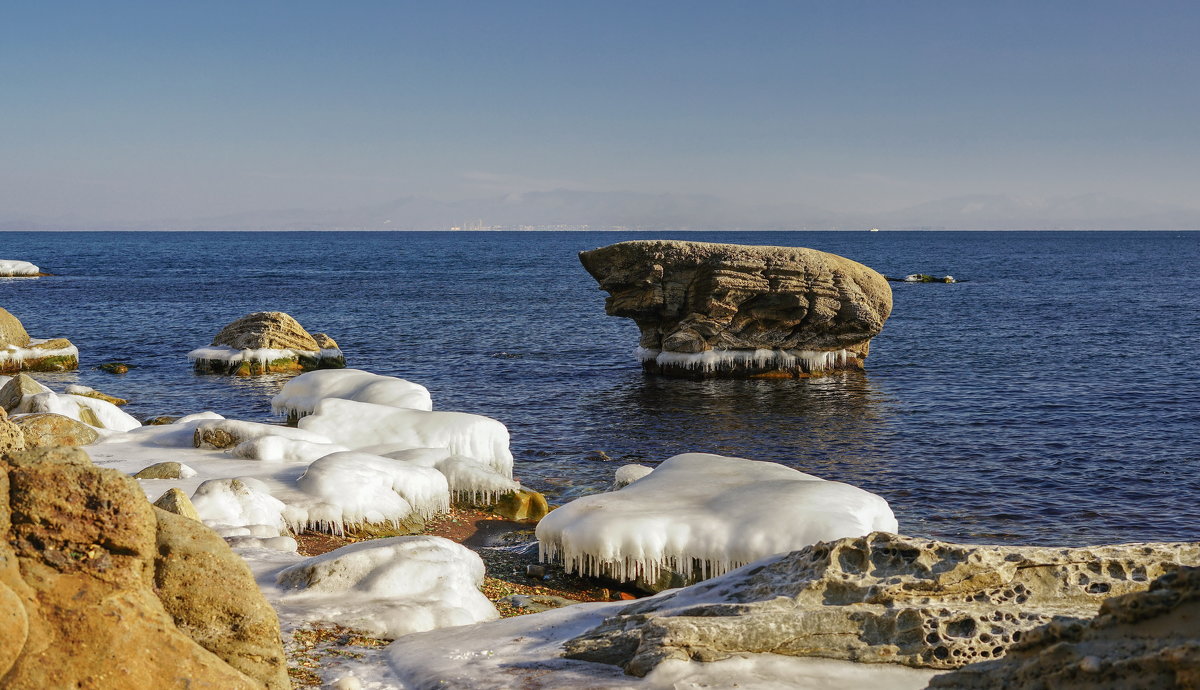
[[2, 1, 1198, 229]]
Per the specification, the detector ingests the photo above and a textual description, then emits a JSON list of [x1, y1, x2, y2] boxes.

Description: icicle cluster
[[637, 347, 855, 373]]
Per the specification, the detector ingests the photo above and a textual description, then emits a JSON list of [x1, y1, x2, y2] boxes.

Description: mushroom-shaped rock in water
[[0, 446, 289, 689], [562, 532, 1200, 678], [0, 308, 78, 374], [188, 311, 345, 375], [929, 565, 1200, 689], [578, 240, 892, 378], [535, 452, 897, 591], [0, 260, 41, 277]]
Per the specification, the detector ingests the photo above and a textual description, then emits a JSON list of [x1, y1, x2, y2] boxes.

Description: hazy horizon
[[3, 1, 1198, 231]]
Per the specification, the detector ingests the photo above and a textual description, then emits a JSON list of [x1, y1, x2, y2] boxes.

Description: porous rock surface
[[11, 412, 99, 448], [578, 240, 892, 378], [211, 311, 321, 352], [0, 409, 23, 456], [931, 566, 1200, 689], [562, 532, 1200, 677], [0, 308, 30, 348], [0, 445, 288, 688]]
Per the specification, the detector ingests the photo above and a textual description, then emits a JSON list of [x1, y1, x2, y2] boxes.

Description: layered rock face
[[563, 532, 1200, 677], [0, 446, 288, 688], [578, 241, 892, 378], [0, 308, 78, 374], [189, 311, 345, 375], [931, 566, 1200, 689]]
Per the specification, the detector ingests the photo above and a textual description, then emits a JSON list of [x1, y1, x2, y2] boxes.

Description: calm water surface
[[2, 230, 1198, 546]]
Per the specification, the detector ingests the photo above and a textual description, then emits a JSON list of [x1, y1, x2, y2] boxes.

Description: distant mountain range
[[3, 190, 1198, 231]]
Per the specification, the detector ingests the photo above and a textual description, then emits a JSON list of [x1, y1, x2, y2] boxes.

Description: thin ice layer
[[298, 398, 514, 478], [636, 347, 855, 373], [536, 452, 898, 583], [275, 535, 499, 639], [0, 260, 40, 276], [291, 451, 450, 534], [271, 368, 433, 419]]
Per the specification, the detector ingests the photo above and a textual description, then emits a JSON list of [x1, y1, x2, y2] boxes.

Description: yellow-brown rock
[[153, 487, 202, 521], [0, 409, 23, 457], [211, 311, 321, 352], [0, 308, 30, 348], [579, 240, 892, 378], [492, 489, 551, 523], [11, 412, 99, 448]]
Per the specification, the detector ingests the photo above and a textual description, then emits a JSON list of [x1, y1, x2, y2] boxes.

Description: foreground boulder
[[931, 566, 1200, 689], [578, 240, 891, 378], [0, 446, 288, 688], [10, 412, 99, 448], [0, 409, 23, 456], [188, 311, 345, 375], [0, 308, 78, 374], [562, 532, 1200, 677]]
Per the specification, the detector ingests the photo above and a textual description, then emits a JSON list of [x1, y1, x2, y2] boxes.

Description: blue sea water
[[2, 230, 1198, 547]]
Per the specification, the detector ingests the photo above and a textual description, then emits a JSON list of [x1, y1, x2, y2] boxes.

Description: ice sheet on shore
[[272, 369, 433, 419], [274, 536, 498, 639], [299, 398, 514, 479], [537, 452, 898, 583]]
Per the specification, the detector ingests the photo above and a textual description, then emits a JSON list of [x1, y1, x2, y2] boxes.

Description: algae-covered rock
[[579, 240, 891, 378]]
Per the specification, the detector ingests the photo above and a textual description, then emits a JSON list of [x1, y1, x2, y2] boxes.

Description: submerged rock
[[97, 361, 132, 374], [0, 447, 287, 688], [930, 565, 1200, 689], [0, 309, 78, 374], [188, 311, 345, 375], [579, 240, 892, 378], [562, 532, 1200, 677]]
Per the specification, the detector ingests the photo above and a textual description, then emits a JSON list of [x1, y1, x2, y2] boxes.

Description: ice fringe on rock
[[0, 340, 80, 368], [0, 260, 40, 276], [275, 535, 499, 639], [188, 345, 313, 370], [299, 398, 514, 479], [382, 447, 520, 504], [635, 347, 856, 374], [291, 451, 450, 534], [271, 369, 433, 421], [15, 388, 140, 432], [536, 453, 898, 584], [193, 419, 333, 449]]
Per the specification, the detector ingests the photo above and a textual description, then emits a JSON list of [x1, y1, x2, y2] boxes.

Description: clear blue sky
[[2, 1, 1198, 227]]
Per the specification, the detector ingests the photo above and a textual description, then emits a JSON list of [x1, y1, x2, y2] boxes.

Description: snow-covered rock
[[191, 477, 289, 536], [610, 463, 654, 490], [382, 447, 520, 504], [275, 536, 499, 639], [290, 451, 450, 533], [536, 452, 897, 585], [0, 259, 40, 276], [271, 368, 432, 421], [188, 311, 345, 375], [299, 398, 514, 478]]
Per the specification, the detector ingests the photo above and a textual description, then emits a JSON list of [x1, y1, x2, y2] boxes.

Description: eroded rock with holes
[[562, 532, 1200, 677], [930, 566, 1200, 689], [578, 240, 891, 378]]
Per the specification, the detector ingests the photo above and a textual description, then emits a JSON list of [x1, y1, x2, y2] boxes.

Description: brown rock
[[932, 566, 1200, 689], [491, 489, 551, 523], [143, 415, 181, 426], [578, 240, 892, 378], [311, 332, 339, 350], [0, 373, 47, 413], [3, 446, 91, 468], [72, 388, 129, 406], [563, 532, 1200, 676], [211, 311, 321, 352], [11, 413, 99, 448], [0, 308, 30, 348], [0, 452, 286, 688], [153, 508, 290, 689], [135, 461, 189, 479], [0, 409, 23, 457], [153, 488, 202, 521]]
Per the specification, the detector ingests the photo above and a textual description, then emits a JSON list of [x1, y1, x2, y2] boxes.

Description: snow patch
[[271, 369, 433, 420]]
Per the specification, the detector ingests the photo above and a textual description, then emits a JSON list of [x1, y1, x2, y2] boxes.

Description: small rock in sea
[[142, 415, 180, 426], [97, 362, 132, 374], [586, 450, 614, 462]]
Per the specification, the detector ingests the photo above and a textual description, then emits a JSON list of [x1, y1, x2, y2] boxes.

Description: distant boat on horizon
[[869, 227, 880, 232]]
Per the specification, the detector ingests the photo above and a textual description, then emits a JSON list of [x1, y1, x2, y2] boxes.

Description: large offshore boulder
[[0, 446, 288, 688], [188, 311, 345, 375], [930, 566, 1200, 689], [0, 309, 78, 374], [562, 532, 1200, 677], [578, 240, 892, 378]]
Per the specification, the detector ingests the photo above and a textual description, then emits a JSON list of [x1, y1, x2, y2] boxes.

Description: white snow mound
[[23, 390, 141, 432], [299, 398, 513, 478], [291, 451, 450, 534], [271, 368, 433, 419], [275, 535, 499, 638], [536, 452, 898, 583], [191, 477, 288, 536], [381, 447, 520, 504], [0, 260, 40, 276]]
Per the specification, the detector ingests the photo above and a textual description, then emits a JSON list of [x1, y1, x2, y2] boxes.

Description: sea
[[2, 230, 1197, 547]]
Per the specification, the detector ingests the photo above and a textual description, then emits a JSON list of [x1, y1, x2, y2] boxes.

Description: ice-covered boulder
[[0, 446, 288, 689], [610, 463, 653, 490], [188, 311, 345, 375], [193, 419, 332, 450], [578, 240, 891, 378], [536, 452, 896, 588], [271, 368, 432, 422], [290, 451, 450, 533], [299, 398, 514, 478], [0, 260, 40, 277], [274, 535, 499, 638], [21, 389, 141, 431], [563, 532, 1200, 677], [0, 309, 78, 374], [190, 477, 289, 537], [930, 565, 1200, 689]]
